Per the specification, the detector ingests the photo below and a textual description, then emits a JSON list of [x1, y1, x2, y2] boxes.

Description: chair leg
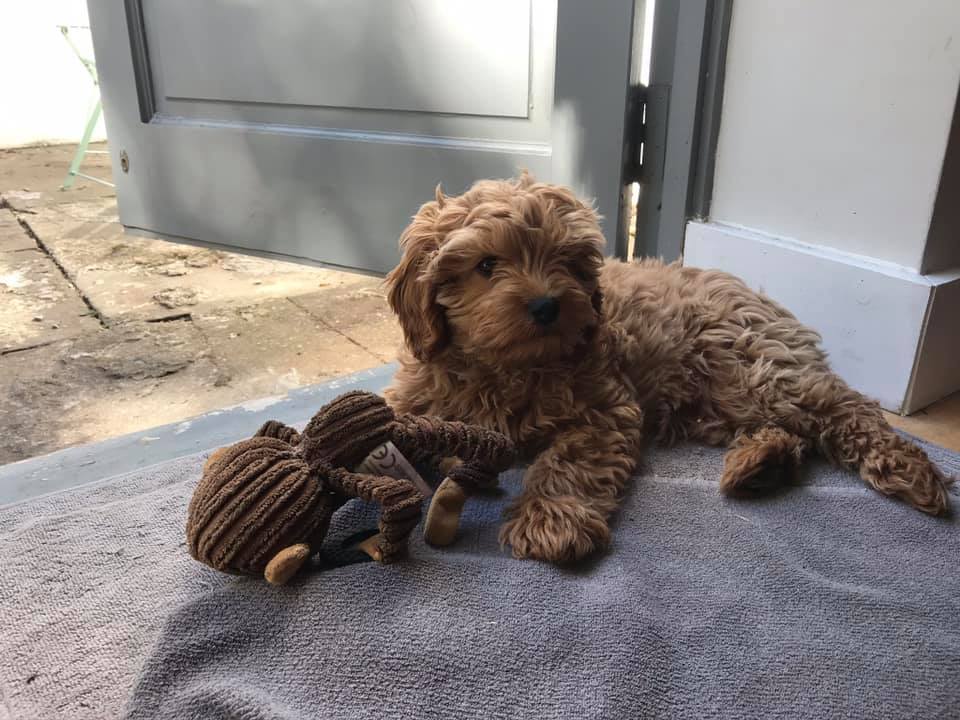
[[62, 100, 102, 190]]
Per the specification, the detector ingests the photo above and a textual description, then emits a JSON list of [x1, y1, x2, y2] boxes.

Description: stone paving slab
[[192, 297, 385, 395], [0, 249, 100, 353], [0, 208, 35, 252], [0, 144, 403, 464], [0, 142, 116, 208], [289, 286, 403, 364], [0, 211, 100, 353], [22, 203, 374, 323]]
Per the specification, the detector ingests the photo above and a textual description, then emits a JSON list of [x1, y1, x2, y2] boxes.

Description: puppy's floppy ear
[[591, 286, 603, 316], [385, 202, 448, 362]]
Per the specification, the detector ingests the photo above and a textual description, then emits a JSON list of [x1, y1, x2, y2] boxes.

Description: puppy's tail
[[815, 382, 952, 516]]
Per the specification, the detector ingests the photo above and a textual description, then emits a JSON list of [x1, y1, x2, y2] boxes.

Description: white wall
[[0, 2, 107, 148], [686, 0, 960, 413], [710, 0, 960, 273], [922, 90, 960, 273]]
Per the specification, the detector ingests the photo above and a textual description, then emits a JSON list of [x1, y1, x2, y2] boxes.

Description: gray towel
[[1, 443, 957, 720]]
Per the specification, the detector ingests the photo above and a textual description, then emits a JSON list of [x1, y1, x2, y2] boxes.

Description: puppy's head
[[385, 173, 604, 368]]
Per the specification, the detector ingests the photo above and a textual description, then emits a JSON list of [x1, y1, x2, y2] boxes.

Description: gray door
[[88, 0, 637, 274]]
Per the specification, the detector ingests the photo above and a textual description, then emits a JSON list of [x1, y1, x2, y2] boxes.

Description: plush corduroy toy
[[186, 391, 515, 585]]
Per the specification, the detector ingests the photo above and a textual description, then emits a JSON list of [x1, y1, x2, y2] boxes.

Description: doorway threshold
[[0, 364, 396, 506]]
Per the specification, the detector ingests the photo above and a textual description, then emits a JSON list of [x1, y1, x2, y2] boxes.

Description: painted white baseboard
[[905, 275, 960, 412], [683, 221, 960, 413]]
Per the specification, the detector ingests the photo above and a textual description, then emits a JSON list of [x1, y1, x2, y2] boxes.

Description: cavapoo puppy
[[384, 173, 952, 563]]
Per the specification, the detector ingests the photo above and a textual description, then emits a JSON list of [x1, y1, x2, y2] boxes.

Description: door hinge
[[623, 85, 648, 184]]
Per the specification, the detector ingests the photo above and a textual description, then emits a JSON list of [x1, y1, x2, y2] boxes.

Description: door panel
[[89, 0, 635, 274], [145, 0, 532, 118]]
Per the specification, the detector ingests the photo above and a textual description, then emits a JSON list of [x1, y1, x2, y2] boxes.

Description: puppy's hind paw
[[861, 454, 953, 517], [720, 427, 806, 496]]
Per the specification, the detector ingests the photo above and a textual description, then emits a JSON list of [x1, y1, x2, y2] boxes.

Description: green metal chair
[[58, 24, 114, 190]]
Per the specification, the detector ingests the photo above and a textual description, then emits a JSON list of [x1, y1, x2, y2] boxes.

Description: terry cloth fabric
[[0, 441, 957, 720]]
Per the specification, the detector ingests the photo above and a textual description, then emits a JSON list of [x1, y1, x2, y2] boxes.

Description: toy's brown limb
[[424, 477, 467, 547], [255, 420, 301, 446], [326, 469, 424, 563], [390, 416, 516, 547], [264, 543, 311, 585], [424, 461, 504, 546], [389, 416, 516, 493], [424, 463, 500, 543]]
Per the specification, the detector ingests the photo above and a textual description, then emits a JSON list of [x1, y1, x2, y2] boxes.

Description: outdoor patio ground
[[0, 143, 402, 463], [0, 143, 957, 464]]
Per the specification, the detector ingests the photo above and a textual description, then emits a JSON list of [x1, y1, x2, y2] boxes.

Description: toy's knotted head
[[300, 391, 396, 469], [186, 392, 408, 581], [185, 436, 337, 578]]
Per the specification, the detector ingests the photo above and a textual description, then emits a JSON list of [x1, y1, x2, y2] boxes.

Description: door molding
[[633, 0, 733, 261]]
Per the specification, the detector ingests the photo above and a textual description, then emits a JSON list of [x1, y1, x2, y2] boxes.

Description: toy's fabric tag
[[356, 441, 433, 498]]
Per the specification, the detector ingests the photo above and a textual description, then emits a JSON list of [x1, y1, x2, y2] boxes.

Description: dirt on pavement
[[0, 143, 403, 464]]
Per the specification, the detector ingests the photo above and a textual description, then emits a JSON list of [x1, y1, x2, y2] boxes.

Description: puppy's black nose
[[527, 296, 560, 326]]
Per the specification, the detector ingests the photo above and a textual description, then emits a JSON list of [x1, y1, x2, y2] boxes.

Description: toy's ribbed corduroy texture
[[185, 391, 516, 577]]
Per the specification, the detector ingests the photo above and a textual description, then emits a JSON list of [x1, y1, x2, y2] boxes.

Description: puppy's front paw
[[499, 494, 609, 564]]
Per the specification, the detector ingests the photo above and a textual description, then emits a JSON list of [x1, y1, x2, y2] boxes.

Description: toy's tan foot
[[264, 543, 311, 585], [356, 533, 384, 562], [438, 457, 463, 476], [203, 447, 229, 474], [424, 477, 467, 547]]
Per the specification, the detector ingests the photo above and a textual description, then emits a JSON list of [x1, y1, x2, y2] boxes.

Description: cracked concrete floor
[[0, 143, 402, 464]]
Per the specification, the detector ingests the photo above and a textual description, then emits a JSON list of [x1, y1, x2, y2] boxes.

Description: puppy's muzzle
[[527, 296, 560, 326]]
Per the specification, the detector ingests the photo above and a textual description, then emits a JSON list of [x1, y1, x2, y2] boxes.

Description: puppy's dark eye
[[571, 263, 593, 282], [476, 257, 496, 278]]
